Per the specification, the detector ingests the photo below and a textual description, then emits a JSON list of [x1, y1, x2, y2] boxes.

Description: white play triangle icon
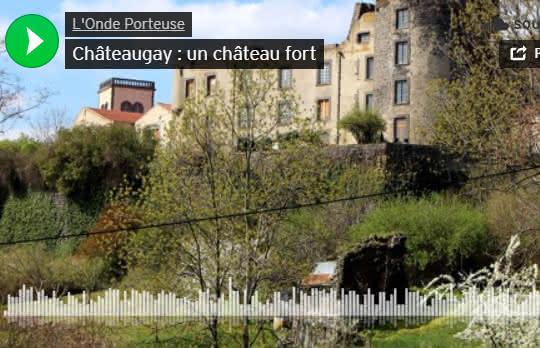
[[26, 27, 43, 55]]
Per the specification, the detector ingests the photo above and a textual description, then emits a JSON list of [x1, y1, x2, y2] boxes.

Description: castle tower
[[98, 78, 155, 114], [169, 1, 453, 145], [373, 0, 451, 144]]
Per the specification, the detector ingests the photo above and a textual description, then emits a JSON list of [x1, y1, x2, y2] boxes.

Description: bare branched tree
[[114, 70, 383, 348], [427, 236, 540, 348], [0, 38, 52, 134], [30, 106, 69, 141]]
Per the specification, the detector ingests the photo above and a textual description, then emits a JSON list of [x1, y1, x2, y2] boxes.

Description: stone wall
[[325, 143, 466, 193], [172, 3, 377, 145], [171, 1, 454, 146]]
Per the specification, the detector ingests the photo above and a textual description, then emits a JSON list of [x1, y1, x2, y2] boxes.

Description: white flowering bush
[[427, 235, 539, 348]]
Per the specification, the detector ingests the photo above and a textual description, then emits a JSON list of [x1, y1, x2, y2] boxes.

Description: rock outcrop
[[335, 235, 408, 296]]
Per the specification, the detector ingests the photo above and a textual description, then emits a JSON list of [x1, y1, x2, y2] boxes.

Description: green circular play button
[[5, 14, 59, 68]]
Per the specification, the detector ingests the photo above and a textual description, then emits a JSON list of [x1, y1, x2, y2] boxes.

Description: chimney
[[172, 69, 185, 111]]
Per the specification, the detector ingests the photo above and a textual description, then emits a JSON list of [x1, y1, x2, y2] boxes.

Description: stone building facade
[[73, 107, 144, 127], [373, 0, 451, 144], [74, 78, 159, 128], [171, 1, 451, 145], [134, 103, 173, 139]]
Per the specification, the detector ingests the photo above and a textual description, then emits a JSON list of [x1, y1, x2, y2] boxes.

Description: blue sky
[[0, 0, 372, 139]]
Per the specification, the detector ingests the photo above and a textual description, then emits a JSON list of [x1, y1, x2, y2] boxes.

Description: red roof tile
[[302, 274, 334, 287], [89, 108, 143, 124], [158, 103, 172, 111]]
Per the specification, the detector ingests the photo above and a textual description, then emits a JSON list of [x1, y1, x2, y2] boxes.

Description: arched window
[[121, 101, 133, 111], [104, 102, 108, 110], [133, 102, 144, 113]]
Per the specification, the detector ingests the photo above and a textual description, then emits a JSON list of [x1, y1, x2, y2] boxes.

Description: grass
[[104, 317, 486, 348], [0, 304, 6, 343], [370, 317, 484, 348], [104, 321, 279, 348], [0, 301, 484, 348], [0, 314, 278, 348]]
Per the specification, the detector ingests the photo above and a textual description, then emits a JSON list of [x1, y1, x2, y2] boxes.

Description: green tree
[[0, 137, 43, 206], [423, 0, 539, 168], [338, 109, 386, 144], [38, 124, 156, 200], [114, 69, 383, 348]]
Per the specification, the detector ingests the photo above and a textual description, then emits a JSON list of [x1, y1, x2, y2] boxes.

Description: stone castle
[[170, 1, 452, 145], [74, 1, 452, 145]]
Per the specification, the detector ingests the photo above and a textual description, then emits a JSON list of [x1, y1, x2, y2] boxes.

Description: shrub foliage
[[0, 191, 99, 249], [349, 194, 489, 275], [38, 124, 156, 200], [0, 246, 108, 303], [338, 109, 386, 144]]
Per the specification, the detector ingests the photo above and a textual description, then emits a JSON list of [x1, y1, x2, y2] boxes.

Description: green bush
[[49, 255, 108, 292], [276, 129, 328, 146], [338, 108, 386, 144], [0, 191, 99, 251], [1, 126, 156, 211], [0, 246, 109, 303], [0, 136, 41, 153], [0, 137, 43, 203], [38, 124, 156, 200], [0, 246, 53, 303], [349, 194, 488, 273], [486, 188, 540, 265], [0, 192, 61, 246]]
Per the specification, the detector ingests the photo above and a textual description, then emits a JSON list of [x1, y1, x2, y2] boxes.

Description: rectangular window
[[278, 102, 292, 124], [395, 80, 409, 104], [279, 69, 292, 89], [365, 94, 374, 111], [396, 41, 409, 65], [396, 8, 409, 29], [357, 32, 370, 44], [317, 99, 330, 122], [237, 137, 255, 151], [206, 75, 216, 96], [238, 105, 250, 129], [185, 79, 195, 98], [394, 117, 409, 143], [366, 57, 374, 80], [238, 70, 252, 91], [317, 63, 331, 85]]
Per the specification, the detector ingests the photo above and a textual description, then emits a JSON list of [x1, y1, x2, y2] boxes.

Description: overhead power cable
[[0, 165, 537, 247]]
